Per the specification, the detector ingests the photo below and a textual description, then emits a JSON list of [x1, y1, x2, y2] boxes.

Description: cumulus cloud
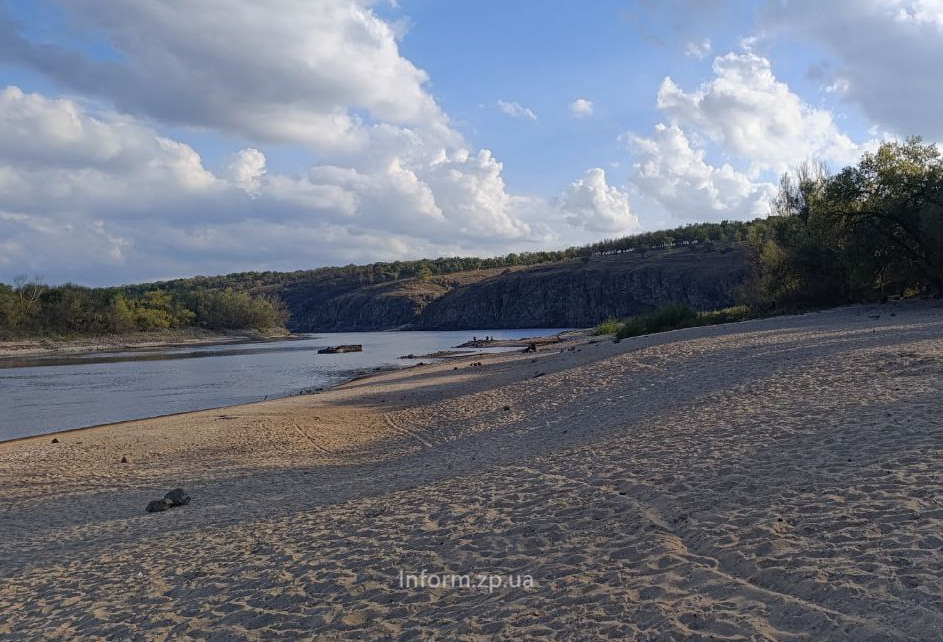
[[557, 169, 639, 233], [761, 0, 943, 140], [656, 51, 866, 175], [498, 100, 538, 121], [225, 149, 267, 196], [569, 99, 594, 118], [0, 0, 458, 151], [627, 123, 777, 221], [0, 85, 545, 284], [617, 47, 872, 224]]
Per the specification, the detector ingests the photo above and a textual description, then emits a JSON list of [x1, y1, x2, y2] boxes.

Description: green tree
[[828, 137, 943, 294]]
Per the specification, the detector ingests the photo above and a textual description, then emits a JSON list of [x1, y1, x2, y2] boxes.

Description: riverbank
[[0, 327, 295, 359], [2, 300, 943, 639]]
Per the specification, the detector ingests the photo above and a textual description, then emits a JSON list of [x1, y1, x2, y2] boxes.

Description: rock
[[51, 438, 59, 443], [120, 456, 128, 463], [317, 344, 363, 354], [502, 405, 511, 411], [146, 499, 172, 513], [164, 488, 191, 506]]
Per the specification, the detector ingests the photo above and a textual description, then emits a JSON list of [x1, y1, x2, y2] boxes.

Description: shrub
[[614, 303, 757, 339], [593, 318, 621, 335], [615, 303, 699, 339]]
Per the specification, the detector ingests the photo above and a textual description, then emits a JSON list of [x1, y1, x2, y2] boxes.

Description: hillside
[[281, 246, 749, 331]]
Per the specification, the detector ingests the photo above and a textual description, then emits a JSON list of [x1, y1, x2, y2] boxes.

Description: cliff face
[[283, 248, 749, 332], [281, 279, 448, 332]]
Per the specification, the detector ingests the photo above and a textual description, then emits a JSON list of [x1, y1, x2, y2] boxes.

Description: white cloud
[[627, 123, 777, 221], [497, 100, 538, 121], [656, 51, 866, 175], [0, 85, 547, 284], [0, 0, 459, 152], [556, 169, 639, 233], [569, 99, 595, 118], [685, 39, 712, 58], [225, 149, 267, 196], [762, 0, 943, 139]]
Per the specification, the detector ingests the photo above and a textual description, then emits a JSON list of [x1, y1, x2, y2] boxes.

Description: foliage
[[0, 280, 285, 337], [746, 137, 943, 309], [593, 318, 621, 335], [612, 304, 758, 339], [187, 289, 288, 331], [615, 304, 701, 339]]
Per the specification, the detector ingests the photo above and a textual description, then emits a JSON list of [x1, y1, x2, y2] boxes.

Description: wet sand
[[2, 301, 943, 640]]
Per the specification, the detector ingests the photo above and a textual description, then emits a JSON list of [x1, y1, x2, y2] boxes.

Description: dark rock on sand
[[146, 499, 172, 513], [164, 488, 191, 506]]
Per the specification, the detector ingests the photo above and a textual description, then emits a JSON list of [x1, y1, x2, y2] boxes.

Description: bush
[[698, 305, 755, 324], [614, 303, 757, 339], [615, 303, 699, 339], [593, 318, 621, 335]]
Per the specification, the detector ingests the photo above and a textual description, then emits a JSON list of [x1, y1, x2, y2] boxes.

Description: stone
[[51, 438, 59, 443], [164, 488, 191, 507], [146, 499, 172, 513]]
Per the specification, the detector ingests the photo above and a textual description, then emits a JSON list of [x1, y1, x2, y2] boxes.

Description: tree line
[[0, 280, 287, 337]]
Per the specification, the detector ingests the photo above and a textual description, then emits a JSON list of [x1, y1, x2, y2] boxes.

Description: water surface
[[0, 329, 562, 441]]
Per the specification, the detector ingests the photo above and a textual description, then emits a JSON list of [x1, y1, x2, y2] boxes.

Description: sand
[[2, 301, 943, 640]]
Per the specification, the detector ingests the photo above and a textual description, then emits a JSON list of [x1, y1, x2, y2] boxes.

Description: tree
[[7, 275, 45, 331], [827, 137, 943, 293]]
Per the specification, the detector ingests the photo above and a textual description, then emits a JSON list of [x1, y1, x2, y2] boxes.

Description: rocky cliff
[[282, 247, 749, 332]]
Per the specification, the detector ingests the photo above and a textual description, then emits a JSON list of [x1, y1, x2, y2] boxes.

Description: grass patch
[[614, 303, 757, 339], [593, 318, 622, 335]]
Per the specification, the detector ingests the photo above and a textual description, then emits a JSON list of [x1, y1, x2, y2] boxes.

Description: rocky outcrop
[[282, 279, 446, 332], [283, 248, 749, 332], [416, 250, 748, 329], [317, 344, 363, 354]]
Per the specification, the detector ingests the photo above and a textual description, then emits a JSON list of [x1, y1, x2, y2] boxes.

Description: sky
[[0, 0, 941, 286]]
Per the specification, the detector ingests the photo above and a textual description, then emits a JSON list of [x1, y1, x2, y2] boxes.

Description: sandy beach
[[3, 301, 943, 640]]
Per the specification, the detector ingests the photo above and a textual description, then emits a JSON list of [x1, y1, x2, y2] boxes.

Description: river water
[[0, 329, 562, 441]]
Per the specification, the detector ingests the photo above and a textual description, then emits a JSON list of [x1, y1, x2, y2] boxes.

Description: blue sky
[[0, 0, 940, 285]]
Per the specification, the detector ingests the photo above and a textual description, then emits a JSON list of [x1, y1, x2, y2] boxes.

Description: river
[[0, 329, 564, 441]]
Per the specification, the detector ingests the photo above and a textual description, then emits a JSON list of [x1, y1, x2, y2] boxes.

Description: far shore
[[0, 327, 297, 360]]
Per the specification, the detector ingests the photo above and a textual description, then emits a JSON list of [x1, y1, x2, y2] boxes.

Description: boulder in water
[[318, 344, 363, 354]]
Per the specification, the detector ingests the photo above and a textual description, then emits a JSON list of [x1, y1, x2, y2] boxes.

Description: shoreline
[[0, 327, 299, 360]]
